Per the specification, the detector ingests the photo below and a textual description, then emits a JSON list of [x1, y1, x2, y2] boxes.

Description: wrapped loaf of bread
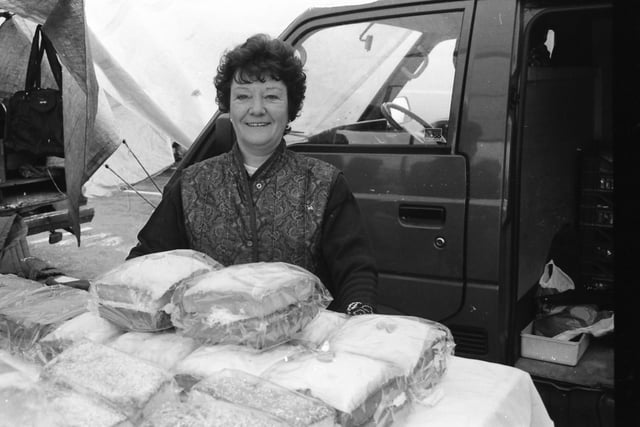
[[0, 274, 44, 307], [0, 285, 89, 361], [328, 314, 454, 402], [263, 350, 408, 427], [36, 312, 124, 364], [292, 309, 348, 348], [192, 369, 336, 427], [140, 390, 289, 427], [91, 249, 223, 331], [173, 342, 303, 390], [40, 340, 180, 422], [169, 262, 332, 349], [108, 331, 198, 370], [44, 385, 134, 427]]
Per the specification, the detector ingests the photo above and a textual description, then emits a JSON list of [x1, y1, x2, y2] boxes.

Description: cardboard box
[[520, 321, 590, 366]]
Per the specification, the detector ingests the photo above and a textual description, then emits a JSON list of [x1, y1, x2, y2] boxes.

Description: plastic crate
[[520, 321, 590, 366]]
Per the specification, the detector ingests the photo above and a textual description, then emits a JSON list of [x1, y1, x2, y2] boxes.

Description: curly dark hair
[[214, 34, 306, 122]]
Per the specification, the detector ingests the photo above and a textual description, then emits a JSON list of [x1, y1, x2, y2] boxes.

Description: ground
[[26, 169, 172, 280]]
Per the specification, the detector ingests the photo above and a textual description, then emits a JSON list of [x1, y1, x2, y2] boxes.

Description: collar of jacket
[[230, 139, 287, 180]]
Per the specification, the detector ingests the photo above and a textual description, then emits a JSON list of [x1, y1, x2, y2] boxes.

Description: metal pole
[[121, 139, 163, 193], [105, 164, 157, 209]]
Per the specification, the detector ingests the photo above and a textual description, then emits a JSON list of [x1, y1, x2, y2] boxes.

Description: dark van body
[[177, 0, 620, 424]]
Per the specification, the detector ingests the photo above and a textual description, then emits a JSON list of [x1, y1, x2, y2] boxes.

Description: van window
[[286, 12, 463, 146]]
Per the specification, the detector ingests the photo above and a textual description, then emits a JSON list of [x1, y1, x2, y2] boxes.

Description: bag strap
[[24, 25, 62, 91], [25, 25, 44, 90]]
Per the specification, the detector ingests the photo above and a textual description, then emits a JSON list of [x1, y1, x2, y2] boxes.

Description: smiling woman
[[127, 34, 378, 316]]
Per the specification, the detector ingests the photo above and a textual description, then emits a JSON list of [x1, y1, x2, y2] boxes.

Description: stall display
[[169, 262, 332, 349], [36, 311, 123, 363], [0, 284, 89, 360], [263, 349, 408, 427], [173, 342, 304, 390], [328, 314, 454, 402], [40, 340, 180, 422], [108, 330, 198, 370], [91, 249, 223, 331], [192, 369, 336, 427]]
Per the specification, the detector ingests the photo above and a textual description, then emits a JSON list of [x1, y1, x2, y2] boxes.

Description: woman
[[128, 34, 377, 315]]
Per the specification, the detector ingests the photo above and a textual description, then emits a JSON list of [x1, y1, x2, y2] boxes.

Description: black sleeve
[[126, 174, 190, 259], [321, 173, 378, 313]]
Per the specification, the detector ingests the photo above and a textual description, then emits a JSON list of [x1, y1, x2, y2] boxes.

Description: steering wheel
[[380, 102, 433, 144]]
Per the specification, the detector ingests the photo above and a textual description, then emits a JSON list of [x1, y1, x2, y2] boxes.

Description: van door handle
[[398, 204, 446, 227]]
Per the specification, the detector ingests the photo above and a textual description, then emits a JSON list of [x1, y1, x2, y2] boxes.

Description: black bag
[[3, 24, 64, 157]]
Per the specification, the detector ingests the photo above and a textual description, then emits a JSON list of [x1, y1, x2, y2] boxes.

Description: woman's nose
[[250, 97, 266, 114]]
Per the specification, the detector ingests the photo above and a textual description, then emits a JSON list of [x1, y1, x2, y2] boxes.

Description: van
[[178, 0, 619, 424]]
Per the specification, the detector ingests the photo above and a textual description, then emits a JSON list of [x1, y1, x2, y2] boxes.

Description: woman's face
[[230, 75, 289, 157]]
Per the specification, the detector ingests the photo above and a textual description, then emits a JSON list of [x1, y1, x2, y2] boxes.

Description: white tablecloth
[[1, 350, 553, 426], [403, 356, 554, 427]]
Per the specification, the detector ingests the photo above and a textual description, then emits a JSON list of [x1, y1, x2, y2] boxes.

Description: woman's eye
[[235, 94, 249, 101], [265, 94, 281, 101]]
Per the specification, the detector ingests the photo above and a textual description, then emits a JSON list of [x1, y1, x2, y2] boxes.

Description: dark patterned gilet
[[181, 144, 338, 275]]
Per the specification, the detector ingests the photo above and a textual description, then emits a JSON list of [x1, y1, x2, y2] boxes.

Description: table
[[1, 350, 553, 426], [403, 356, 554, 427]]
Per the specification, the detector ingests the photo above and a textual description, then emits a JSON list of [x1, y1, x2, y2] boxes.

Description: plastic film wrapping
[[173, 342, 303, 390], [0, 284, 90, 361], [328, 314, 455, 403], [292, 309, 348, 348], [40, 340, 181, 422], [36, 312, 124, 364], [169, 262, 332, 349], [263, 349, 407, 427], [90, 249, 223, 332], [192, 368, 336, 427], [139, 390, 290, 427], [108, 331, 198, 371]]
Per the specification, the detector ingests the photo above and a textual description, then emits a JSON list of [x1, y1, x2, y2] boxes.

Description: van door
[[282, 2, 473, 321]]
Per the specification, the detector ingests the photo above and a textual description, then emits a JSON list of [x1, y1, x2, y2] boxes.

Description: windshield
[[286, 11, 462, 145]]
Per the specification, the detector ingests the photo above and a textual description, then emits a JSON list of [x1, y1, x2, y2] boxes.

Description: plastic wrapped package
[[36, 311, 124, 364], [91, 249, 223, 332], [292, 309, 348, 348], [263, 350, 408, 427], [43, 384, 134, 427], [0, 284, 90, 361], [40, 340, 181, 423], [169, 262, 332, 349], [192, 368, 337, 427], [173, 342, 303, 390], [108, 331, 198, 370], [0, 356, 64, 427], [328, 314, 455, 402], [140, 390, 290, 427], [0, 274, 44, 307]]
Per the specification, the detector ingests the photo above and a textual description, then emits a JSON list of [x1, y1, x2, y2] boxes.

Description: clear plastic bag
[[140, 389, 291, 427], [0, 274, 45, 309], [292, 309, 348, 348], [40, 340, 180, 422], [169, 262, 333, 349], [173, 342, 303, 390], [108, 331, 199, 371], [90, 249, 223, 332], [327, 314, 455, 403], [36, 311, 124, 364], [43, 384, 133, 427], [263, 349, 407, 427], [0, 284, 90, 361], [192, 368, 336, 427]]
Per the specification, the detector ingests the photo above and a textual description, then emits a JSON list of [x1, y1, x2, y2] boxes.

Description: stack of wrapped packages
[[0, 249, 455, 426]]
